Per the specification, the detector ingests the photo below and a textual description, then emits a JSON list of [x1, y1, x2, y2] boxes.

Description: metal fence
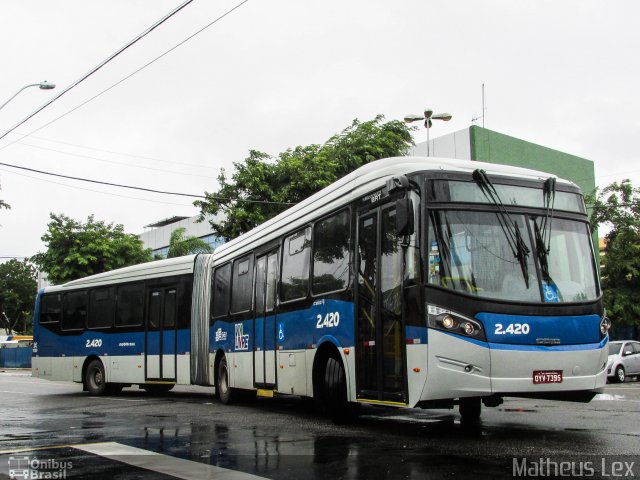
[[0, 347, 32, 368]]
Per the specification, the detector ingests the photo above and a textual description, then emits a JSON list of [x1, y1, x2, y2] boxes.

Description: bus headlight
[[600, 315, 611, 336], [462, 322, 476, 336], [442, 314, 455, 329], [427, 304, 486, 341]]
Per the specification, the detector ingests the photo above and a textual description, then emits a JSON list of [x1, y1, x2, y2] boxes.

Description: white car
[[607, 341, 640, 383]]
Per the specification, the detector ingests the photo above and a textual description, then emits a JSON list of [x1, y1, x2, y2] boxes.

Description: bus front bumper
[[489, 344, 608, 394]]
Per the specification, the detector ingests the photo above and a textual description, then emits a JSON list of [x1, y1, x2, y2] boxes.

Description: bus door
[[145, 287, 177, 381], [254, 250, 278, 387], [356, 203, 408, 403]]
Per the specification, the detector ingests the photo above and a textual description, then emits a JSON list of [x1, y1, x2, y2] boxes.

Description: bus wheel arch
[[313, 341, 354, 422], [84, 357, 108, 395], [82, 356, 121, 395]]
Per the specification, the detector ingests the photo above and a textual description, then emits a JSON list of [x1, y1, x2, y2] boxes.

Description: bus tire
[[85, 359, 107, 396], [459, 397, 482, 423], [217, 356, 237, 404], [143, 384, 175, 395], [324, 355, 351, 423]]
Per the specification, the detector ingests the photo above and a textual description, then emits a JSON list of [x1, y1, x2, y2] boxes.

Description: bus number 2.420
[[85, 339, 103, 348], [316, 312, 340, 329], [494, 323, 530, 335]]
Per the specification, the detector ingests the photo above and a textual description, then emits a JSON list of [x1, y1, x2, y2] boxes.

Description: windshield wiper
[[541, 177, 556, 253], [472, 169, 531, 287], [531, 177, 556, 281]]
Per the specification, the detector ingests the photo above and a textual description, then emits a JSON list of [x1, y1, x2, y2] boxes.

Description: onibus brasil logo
[[9, 456, 73, 479]]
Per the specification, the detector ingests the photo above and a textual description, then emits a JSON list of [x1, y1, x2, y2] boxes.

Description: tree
[[31, 213, 153, 285], [587, 180, 640, 332], [0, 259, 37, 334], [166, 227, 213, 258], [194, 115, 414, 240]]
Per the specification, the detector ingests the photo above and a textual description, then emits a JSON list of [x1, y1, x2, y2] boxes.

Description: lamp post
[[404, 109, 452, 156], [0, 81, 56, 112]]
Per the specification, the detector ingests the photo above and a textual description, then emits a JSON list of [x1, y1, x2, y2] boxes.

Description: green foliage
[[0, 259, 37, 334], [195, 115, 414, 240], [31, 213, 153, 285], [587, 180, 640, 327], [167, 227, 213, 258]]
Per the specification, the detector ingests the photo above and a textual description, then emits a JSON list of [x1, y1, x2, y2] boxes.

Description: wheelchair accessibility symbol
[[542, 283, 559, 303], [278, 323, 285, 342]]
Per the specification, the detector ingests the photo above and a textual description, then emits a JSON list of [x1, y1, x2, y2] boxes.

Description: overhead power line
[[16, 141, 219, 179], [21, 132, 218, 170], [0, 160, 295, 205], [0, 167, 195, 207], [0, 0, 196, 144], [0, 0, 251, 152]]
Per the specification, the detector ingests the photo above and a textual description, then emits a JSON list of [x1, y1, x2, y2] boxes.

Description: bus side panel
[[423, 329, 491, 401], [406, 344, 429, 406]]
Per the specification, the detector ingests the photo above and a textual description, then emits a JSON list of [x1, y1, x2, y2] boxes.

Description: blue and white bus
[[32, 156, 608, 421]]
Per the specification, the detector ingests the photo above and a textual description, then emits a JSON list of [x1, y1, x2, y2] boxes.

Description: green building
[[412, 125, 596, 200]]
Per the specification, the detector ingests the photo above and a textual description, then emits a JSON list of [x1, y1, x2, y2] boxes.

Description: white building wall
[[411, 127, 472, 160], [138, 214, 224, 255]]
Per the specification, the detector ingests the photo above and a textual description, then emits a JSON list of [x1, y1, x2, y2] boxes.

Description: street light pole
[[404, 108, 452, 156], [0, 81, 56, 112]]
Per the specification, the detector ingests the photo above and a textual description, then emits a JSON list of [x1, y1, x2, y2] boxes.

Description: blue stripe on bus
[[476, 312, 602, 345], [210, 299, 356, 353], [209, 301, 431, 353], [34, 328, 192, 357], [438, 330, 607, 351]]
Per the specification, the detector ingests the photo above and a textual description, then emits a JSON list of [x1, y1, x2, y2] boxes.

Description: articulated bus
[[32, 156, 609, 421]]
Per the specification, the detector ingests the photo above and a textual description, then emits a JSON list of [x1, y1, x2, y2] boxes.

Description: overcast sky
[[1, 0, 638, 259]]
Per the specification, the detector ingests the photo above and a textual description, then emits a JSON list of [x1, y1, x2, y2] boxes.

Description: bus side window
[[281, 227, 311, 302], [62, 291, 88, 331], [231, 255, 254, 314], [211, 263, 232, 321], [116, 283, 144, 327], [312, 209, 350, 295], [177, 277, 193, 329], [88, 287, 115, 329], [40, 293, 62, 324]]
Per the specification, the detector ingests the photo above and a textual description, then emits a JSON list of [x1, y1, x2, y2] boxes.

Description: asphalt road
[[1, 370, 639, 479]]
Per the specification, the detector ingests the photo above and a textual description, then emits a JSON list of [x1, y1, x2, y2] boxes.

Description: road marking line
[[86, 397, 146, 402], [0, 442, 105, 455], [0, 390, 39, 395], [75, 442, 267, 480], [0, 380, 74, 387]]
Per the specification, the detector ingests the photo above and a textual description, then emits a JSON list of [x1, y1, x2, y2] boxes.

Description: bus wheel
[[143, 384, 175, 395], [217, 356, 236, 404], [459, 397, 482, 423], [324, 355, 352, 423], [85, 359, 107, 396]]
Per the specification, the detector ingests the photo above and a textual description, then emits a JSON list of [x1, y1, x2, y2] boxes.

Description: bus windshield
[[428, 210, 599, 303]]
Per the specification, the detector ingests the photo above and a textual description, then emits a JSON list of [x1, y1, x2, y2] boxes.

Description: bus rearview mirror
[[395, 197, 414, 236]]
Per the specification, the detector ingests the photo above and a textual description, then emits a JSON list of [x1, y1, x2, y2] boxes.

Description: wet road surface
[[1, 370, 639, 479]]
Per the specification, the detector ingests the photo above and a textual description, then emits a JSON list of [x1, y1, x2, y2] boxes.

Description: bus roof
[[43, 156, 575, 291], [43, 254, 197, 293], [210, 156, 575, 264]]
